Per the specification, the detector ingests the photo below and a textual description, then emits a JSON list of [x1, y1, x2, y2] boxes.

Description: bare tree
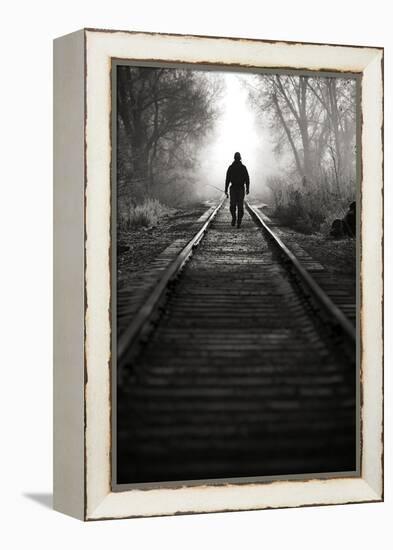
[[117, 66, 222, 202], [246, 73, 356, 232], [247, 73, 356, 191], [307, 77, 356, 190]]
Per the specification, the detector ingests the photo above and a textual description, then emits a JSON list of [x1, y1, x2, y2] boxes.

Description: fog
[[196, 72, 278, 200], [117, 65, 356, 217]]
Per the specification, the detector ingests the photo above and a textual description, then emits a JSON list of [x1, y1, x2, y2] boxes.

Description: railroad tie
[[117, 202, 356, 484]]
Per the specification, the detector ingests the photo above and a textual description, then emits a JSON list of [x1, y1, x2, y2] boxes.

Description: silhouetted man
[[225, 152, 250, 228]]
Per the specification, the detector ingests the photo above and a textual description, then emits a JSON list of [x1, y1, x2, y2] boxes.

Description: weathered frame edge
[[53, 29, 86, 520], [81, 29, 383, 521]]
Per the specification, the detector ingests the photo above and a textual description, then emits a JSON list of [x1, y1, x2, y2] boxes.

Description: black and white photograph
[[114, 62, 359, 486], [1, 0, 388, 540]]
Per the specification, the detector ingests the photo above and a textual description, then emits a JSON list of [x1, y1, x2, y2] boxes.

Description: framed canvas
[[53, 28, 383, 520]]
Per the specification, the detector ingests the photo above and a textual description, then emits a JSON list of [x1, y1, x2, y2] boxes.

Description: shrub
[[319, 205, 351, 236], [121, 198, 172, 228], [267, 175, 355, 235]]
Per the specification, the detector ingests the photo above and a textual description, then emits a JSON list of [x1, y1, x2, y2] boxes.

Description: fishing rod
[[177, 178, 225, 195], [204, 182, 225, 193]]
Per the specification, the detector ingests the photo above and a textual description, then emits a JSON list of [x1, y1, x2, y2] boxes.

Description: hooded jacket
[[225, 160, 250, 194]]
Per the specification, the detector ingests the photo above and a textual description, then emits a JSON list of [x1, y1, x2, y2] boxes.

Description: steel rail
[[118, 196, 226, 366], [246, 201, 356, 349]]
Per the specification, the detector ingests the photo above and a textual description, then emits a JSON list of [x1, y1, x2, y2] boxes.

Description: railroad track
[[116, 198, 357, 485]]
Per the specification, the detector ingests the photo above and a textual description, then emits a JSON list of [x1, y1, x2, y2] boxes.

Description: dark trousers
[[229, 187, 245, 224]]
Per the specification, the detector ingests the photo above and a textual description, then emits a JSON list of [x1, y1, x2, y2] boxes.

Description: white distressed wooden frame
[[53, 28, 383, 521]]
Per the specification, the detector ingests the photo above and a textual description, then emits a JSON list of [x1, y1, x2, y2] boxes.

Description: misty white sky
[[197, 71, 276, 197]]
